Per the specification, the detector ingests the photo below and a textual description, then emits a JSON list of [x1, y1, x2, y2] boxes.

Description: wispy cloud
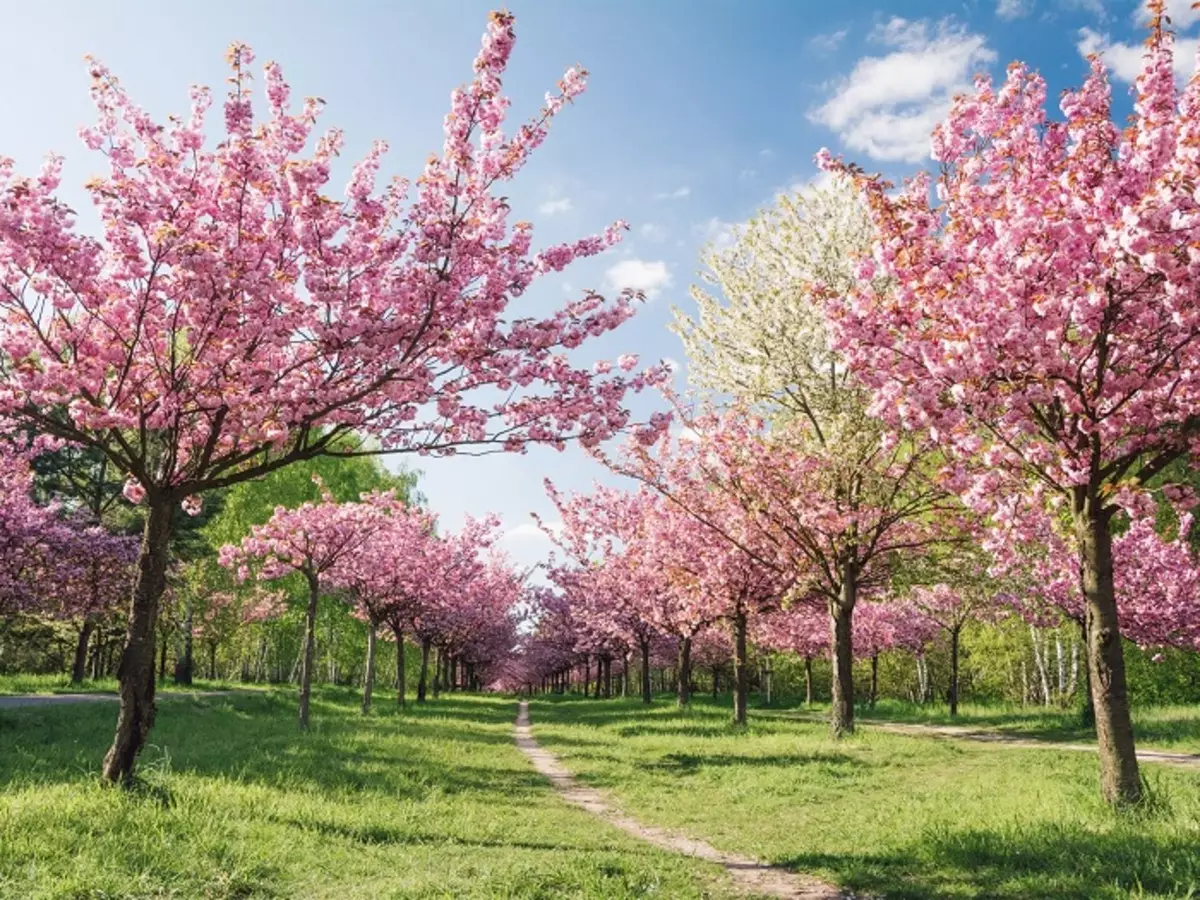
[[996, 0, 1033, 20], [654, 186, 691, 200], [538, 197, 572, 216], [1077, 26, 1198, 83], [810, 28, 849, 53]]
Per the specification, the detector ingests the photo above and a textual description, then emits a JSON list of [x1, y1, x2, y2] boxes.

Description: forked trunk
[[393, 626, 407, 706], [676, 636, 693, 707], [949, 627, 961, 717], [102, 496, 174, 785], [1075, 491, 1141, 807], [830, 566, 857, 738], [362, 621, 377, 715], [72, 619, 95, 684], [297, 569, 320, 730], [640, 638, 652, 705], [417, 637, 431, 703], [732, 609, 748, 726]]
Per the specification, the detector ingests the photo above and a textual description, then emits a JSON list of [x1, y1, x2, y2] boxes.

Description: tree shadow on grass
[[648, 750, 864, 774], [0, 690, 537, 799], [782, 823, 1200, 900]]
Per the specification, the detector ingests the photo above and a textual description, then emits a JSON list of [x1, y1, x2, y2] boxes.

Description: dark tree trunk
[[298, 569, 321, 730], [208, 642, 217, 680], [830, 567, 857, 738], [433, 647, 442, 699], [394, 627, 407, 707], [583, 656, 591, 698], [362, 621, 377, 714], [732, 609, 748, 726], [804, 656, 814, 706], [949, 627, 961, 717], [417, 637, 431, 703], [621, 653, 630, 697], [72, 619, 95, 684], [869, 654, 879, 710], [677, 636, 693, 707], [174, 598, 194, 686], [1075, 491, 1141, 806], [640, 638, 652, 704], [602, 655, 612, 698], [102, 496, 174, 785]]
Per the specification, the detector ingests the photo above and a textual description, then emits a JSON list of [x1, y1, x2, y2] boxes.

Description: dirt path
[[513, 700, 845, 900], [767, 712, 1200, 769], [0, 690, 242, 709]]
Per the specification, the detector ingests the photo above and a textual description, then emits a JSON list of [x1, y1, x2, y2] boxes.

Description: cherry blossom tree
[[608, 405, 961, 735], [220, 480, 403, 729], [821, 5, 1200, 804], [0, 12, 666, 782]]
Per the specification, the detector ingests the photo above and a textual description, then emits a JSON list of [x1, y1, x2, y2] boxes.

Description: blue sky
[[0, 0, 1193, 576]]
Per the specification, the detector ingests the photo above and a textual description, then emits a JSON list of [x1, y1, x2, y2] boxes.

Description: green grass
[[0, 688, 737, 899], [531, 694, 1200, 899], [0, 672, 252, 696], [768, 698, 1200, 753]]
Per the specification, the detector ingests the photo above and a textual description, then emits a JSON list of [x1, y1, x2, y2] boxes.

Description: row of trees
[[511, 7, 1200, 810]]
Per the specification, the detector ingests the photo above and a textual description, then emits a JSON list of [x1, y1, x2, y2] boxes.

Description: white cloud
[[693, 217, 741, 251], [654, 186, 691, 200], [1131, 0, 1200, 29], [811, 17, 996, 163], [661, 356, 681, 374], [996, 0, 1033, 20], [638, 221, 670, 242], [538, 197, 572, 215], [811, 28, 849, 53], [1078, 26, 1198, 83], [504, 521, 560, 541], [604, 259, 673, 300], [1064, 0, 1108, 20]]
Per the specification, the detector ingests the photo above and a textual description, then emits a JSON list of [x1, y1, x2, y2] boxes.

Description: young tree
[[0, 12, 664, 782], [220, 481, 403, 729], [822, 6, 1200, 804]]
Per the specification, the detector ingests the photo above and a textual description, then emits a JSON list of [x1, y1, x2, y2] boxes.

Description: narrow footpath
[[767, 712, 1200, 770], [513, 700, 846, 900]]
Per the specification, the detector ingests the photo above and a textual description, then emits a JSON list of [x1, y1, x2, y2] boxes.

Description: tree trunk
[[676, 636, 693, 707], [829, 570, 857, 738], [362, 621, 377, 715], [1075, 490, 1141, 807], [622, 653, 630, 697], [72, 619, 95, 684], [298, 569, 320, 731], [732, 609, 748, 726], [602, 655, 612, 699], [639, 638, 652, 704], [394, 627, 407, 706], [417, 637, 431, 703], [949, 627, 961, 717], [583, 656, 591, 698], [869, 654, 879, 710], [101, 496, 174, 785], [174, 597, 194, 686], [804, 656, 814, 706]]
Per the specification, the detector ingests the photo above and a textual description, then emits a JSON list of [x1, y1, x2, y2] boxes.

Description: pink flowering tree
[[327, 503, 437, 713], [607, 404, 961, 735], [220, 481, 403, 729], [822, 7, 1200, 804], [754, 604, 828, 705], [0, 12, 665, 783]]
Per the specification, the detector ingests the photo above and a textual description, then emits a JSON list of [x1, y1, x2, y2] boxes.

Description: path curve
[[513, 700, 845, 900], [766, 712, 1200, 769], [0, 690, 241, 709]]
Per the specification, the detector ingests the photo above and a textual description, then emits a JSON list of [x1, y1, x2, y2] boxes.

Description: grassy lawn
[[0, 672, 256, 696], [760, 698, 1200, 754], [531, 694, 1200, 899], [0, 688, 737, 899]]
